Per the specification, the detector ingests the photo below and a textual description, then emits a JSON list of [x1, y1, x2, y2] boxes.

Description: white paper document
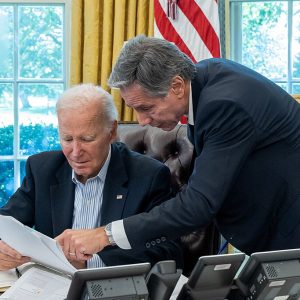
[[0, 266, 71, 300], [0, 269, 18, 289], [0, 215, 76, 275]]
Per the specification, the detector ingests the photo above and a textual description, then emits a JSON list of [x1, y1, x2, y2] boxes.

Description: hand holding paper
[[0, 240, 30, 271], [0, 215, 77, 275]]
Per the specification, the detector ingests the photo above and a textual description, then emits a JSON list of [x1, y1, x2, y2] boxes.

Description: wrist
[[104, 223, 116, 246], [93, 227, 111, 251]]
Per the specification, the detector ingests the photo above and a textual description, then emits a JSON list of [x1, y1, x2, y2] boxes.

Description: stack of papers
[[0, 269, 18, 292], [0, 216, 77, 299], [0, 265, 71, 300]]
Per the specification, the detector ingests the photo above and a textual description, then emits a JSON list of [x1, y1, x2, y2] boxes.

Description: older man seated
[[0, 84, 183, 271]]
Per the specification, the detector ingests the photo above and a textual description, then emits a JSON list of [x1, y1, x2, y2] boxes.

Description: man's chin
[[74, 170, 85, 177], [161, 127, 174, 131], [158, 123, 177, 131], [73, 167, 88, 177]]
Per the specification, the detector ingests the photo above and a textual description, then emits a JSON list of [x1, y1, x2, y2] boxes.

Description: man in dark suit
[[56, 35, 300, 259], [0, 83, 183, 271]]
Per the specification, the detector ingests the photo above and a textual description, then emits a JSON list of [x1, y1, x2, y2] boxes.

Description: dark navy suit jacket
[[124, 58, 300, 255], [0, 142, 183, 267]]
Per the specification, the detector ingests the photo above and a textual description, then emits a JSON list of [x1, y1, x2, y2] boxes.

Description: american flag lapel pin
[[116, 195, 123, 200]]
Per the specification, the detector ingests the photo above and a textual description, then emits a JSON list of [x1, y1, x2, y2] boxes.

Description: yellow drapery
[[70, 0, 154, 121]]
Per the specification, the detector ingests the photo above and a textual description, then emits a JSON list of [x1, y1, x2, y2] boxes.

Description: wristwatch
[[104, 223, 116, 245]]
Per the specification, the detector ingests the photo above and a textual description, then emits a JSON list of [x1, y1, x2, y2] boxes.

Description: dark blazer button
[[156, 238, 161, 244], [151, 241, 156, 246], [161, 236, 166, 242], [146, 242, 151, 248]]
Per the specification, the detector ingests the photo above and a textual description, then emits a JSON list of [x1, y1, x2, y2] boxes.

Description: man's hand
[[55, 227, 110, 261], [0, 240, 31, 271], [69, 259, 87, 270]]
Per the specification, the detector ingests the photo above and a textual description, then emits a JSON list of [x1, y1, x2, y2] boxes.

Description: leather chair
[[117, 122, 220, 276]]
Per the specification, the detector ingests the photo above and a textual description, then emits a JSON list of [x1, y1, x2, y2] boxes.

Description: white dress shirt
[[112, 84, 194, 249], [72, 148, 111, 267]]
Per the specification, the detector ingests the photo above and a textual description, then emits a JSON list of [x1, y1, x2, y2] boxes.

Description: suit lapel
[[187, 124, 195, 145], [101, 144, 128, 225], [50, 160, 75, 237], [190, 77, 205, 155], [188, 79, 201, 147]]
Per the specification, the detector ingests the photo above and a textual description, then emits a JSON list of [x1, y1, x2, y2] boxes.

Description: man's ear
[[171, 76, 185, 98], [109, 120, 118, 142]]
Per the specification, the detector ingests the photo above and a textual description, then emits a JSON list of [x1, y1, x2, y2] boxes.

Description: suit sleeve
[[98, 164, 184, 268], [123, 101, 257, 249]]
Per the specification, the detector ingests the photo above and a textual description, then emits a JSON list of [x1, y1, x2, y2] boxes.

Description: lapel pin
[[116, 195, 123, 200]]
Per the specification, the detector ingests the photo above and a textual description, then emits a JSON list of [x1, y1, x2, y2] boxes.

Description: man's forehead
[[121, 82, 146, 95]]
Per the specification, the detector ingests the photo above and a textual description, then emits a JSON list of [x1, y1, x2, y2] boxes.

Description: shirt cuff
[[111, 220, 132, 249], [87, 254, 106, 268]]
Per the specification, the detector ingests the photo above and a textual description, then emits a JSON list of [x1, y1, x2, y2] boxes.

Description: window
[[229, 0, 300, 93], [0, 0, 70, 206]]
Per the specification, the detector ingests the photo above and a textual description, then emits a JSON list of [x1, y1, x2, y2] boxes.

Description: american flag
[[154, 0, 220, 63], [154, 0, 221, 122]]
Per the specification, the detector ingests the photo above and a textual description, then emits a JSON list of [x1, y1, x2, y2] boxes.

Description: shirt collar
[[188, 83, 194, 125], [72, 146, 112, 184]]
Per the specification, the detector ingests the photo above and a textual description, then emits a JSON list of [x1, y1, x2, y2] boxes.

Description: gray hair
[[108, 35, 195, 97], [56, 84, 118, 123]]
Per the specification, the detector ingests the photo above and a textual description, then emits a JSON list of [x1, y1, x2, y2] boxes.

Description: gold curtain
[[292, 94, 300, 103], [70, 0, 154, 121]]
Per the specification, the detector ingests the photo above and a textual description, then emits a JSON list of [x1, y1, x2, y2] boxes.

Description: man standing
[[56, 36, 300, 259]]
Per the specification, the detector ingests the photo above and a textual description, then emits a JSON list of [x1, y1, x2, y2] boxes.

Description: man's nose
[[137, 113, 152, 126], [72, 140, 82, 156]]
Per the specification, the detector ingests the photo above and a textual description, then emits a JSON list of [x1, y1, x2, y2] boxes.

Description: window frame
[[228, 0, 300, 93], [0, 0, 70, 193]]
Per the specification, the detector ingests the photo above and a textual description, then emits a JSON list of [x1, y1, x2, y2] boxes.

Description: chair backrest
[[117, 122, 220, 276]]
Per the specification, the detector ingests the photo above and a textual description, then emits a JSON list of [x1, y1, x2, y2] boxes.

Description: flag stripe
[[154, 0, 197, 62], [173, 6, 213, 60], [194, 0, 220, 36], [159, 1, 213, 61], [178, 0, 220, 57]]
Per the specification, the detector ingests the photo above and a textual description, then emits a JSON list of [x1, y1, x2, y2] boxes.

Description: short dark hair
[[108, 35, 195, 97]]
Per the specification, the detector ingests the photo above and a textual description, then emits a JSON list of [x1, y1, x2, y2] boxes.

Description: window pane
[[19, 83, 62, 155], [18, 5, 64, 79], [0, 83, 13, 155], [0, 6, 13, 79], [292, 84, 300, 94], [0, 2, 67, 200], [0, 161, 14, 207], [276, 82, 287, 91], [292, 2, 300, 78], [240, 1, 288, 80], [20, 160, 26, 185]]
